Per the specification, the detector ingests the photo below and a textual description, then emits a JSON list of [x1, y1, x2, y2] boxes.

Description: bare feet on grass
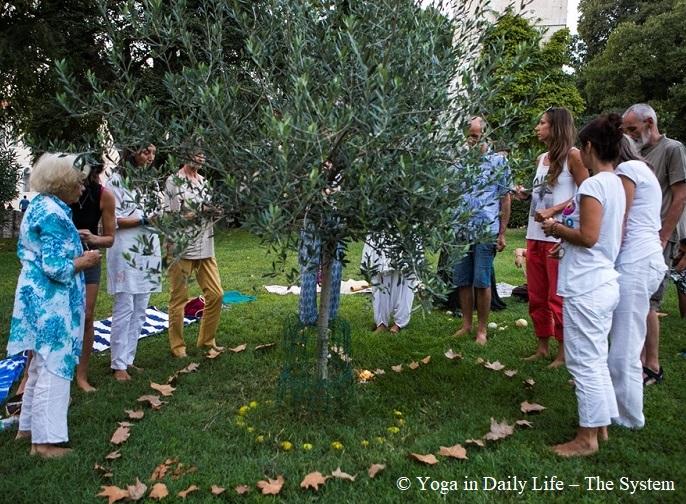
[[373, 324, 387, 334], [76, 378, 96, 393], [523, 339, 549, 361], [15, 431, 31, 441], [113, 369, 131, 382], [599, 426, 609, 442], [389, 324, 401, 334], [31, 444, 73, 459], [547, 345, 565, 369], [552, 427, 599, 458], [474, 328, 488, 346], [452, 325, 472, 338]]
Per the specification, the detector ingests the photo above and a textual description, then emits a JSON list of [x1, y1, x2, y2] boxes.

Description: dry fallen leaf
[[465, 439, 485, 448], [96, 485, 129, 504], [356, 369, 375, 382], [229, 343, 247, 353], [524, 378, 536, 388], [368, 464, 386, 478], [408, 361, 420, 370], [438, 444, 468, 460], [520, 401, 546, 414], [504, 369, 518, 378], [110, 425, 130, 445], [127, 479, 147, 501], [373, 368, 385, 375], [117, 421, 134, 428], [172, 463, 197, 480], [300, 471, 328, 491], [330, 467, 356, 482], [444, 349, 463, 360], [254, 342, 276, 351], [256, 475, 285, 495], [94, 463, 113, 478], [234, 484, 251, 495], [148, 483, 169, 500], [421, 355, 431, 365], [105, 450, 121, 460], [483, 418, 515, 442], [475, 357, 485, 364], [484, 360, 505, 371], [210, 485, 225, 495], [137, 395, 164, 409], [125, 409, 145, 420], [206, 348, 223, 359], [150, 462, 170, 481], [178, 362, 200, 374], [516, 419, 534, 428], [150, 382, 176, 397], [409, 452, 439, 465], [391, 364, 403, 373], [178, 485, 199, 498]]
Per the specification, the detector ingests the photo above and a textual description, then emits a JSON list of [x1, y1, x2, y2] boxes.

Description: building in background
[[489, 0, 569, 40]]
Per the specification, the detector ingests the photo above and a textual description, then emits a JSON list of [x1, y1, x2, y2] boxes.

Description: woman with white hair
[[8, 153, 101, 458]]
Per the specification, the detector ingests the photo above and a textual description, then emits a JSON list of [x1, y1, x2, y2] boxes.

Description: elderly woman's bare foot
[[113, 370, 131, 382], [474, 332, 488, 346], [32, 444, 73, 459], [15, 430, 31, 441], [373, 324, 388, 333]]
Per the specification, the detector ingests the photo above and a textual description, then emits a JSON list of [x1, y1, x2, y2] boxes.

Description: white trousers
[[563, 280, 620, 428], [608, 255, 666, 428], [18, 353, 70, 443], [110, 292, 151, 371], [372, 272, 415, 328]]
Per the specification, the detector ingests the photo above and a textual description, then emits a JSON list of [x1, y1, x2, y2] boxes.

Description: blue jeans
[[298, 227, 344, 326], [453, 243, 496, 289]]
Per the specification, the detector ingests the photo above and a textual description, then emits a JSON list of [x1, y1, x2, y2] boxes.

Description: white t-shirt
[[615, 160, 663, 265], [526, 154, 577, 242], [557, 171, 625, 297]]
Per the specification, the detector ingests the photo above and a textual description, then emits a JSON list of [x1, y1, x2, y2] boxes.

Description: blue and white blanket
[[0, 307, 197, 404]]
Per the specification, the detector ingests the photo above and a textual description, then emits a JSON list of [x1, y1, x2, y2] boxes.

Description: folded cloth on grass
[[223, 290, 256, 304], [93, 306, 198, 353], [0, 351, 28, 405], [265, 278, 371, 295]]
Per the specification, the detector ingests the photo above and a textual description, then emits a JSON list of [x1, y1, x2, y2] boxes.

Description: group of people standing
[[6, 145, 224, 457], [493, 104, 682, 457], [4, 101, 685, 460]]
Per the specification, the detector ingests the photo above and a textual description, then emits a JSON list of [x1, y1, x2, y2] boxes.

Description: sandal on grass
[[643, 366, 663, 386]]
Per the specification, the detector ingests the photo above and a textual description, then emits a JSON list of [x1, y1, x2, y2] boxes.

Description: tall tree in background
[[59, 0, 526, 391], [479, 13, 584, 226], [578, 0, 686, 140], [0, 0, 114, 147]]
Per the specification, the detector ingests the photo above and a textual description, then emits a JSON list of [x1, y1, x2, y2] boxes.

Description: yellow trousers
[[167, 257, 223, 356]]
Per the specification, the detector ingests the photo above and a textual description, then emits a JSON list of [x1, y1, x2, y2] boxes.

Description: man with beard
[[622, 103, 686, 385]]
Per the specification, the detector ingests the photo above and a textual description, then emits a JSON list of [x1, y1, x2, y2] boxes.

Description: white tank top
[[526, 154, 577, 242]]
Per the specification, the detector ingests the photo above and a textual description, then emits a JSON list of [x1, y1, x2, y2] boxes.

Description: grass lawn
[[0, 228, 684, 503]]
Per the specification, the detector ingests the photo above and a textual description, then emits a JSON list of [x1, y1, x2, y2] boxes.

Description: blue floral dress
[[7, 193, 86, 380]]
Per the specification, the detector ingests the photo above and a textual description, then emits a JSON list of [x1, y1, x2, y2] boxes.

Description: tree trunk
[[315, 245, 334, 383]]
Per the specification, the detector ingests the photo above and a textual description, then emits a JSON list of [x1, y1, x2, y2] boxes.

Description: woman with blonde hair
[[8, 153, 101, 458], [514, 107, 589, 367]]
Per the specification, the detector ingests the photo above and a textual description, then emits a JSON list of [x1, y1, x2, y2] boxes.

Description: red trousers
[[526, 239, 563, 341]]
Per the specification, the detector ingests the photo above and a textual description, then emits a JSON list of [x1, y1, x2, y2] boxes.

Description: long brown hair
[[543, 107, 576, 186]]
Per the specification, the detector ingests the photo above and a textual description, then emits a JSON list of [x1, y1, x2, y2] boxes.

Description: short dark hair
[[578, 113, 624, 163]]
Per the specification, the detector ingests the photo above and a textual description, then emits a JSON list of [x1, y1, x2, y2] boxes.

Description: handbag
[[184, 296, 206, 318]]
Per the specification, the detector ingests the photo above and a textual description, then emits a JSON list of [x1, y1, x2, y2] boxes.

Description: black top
[[70, 182, 102, 236]]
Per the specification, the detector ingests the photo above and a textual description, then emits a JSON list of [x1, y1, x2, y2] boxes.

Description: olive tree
[[58, 0, 525, 387]]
